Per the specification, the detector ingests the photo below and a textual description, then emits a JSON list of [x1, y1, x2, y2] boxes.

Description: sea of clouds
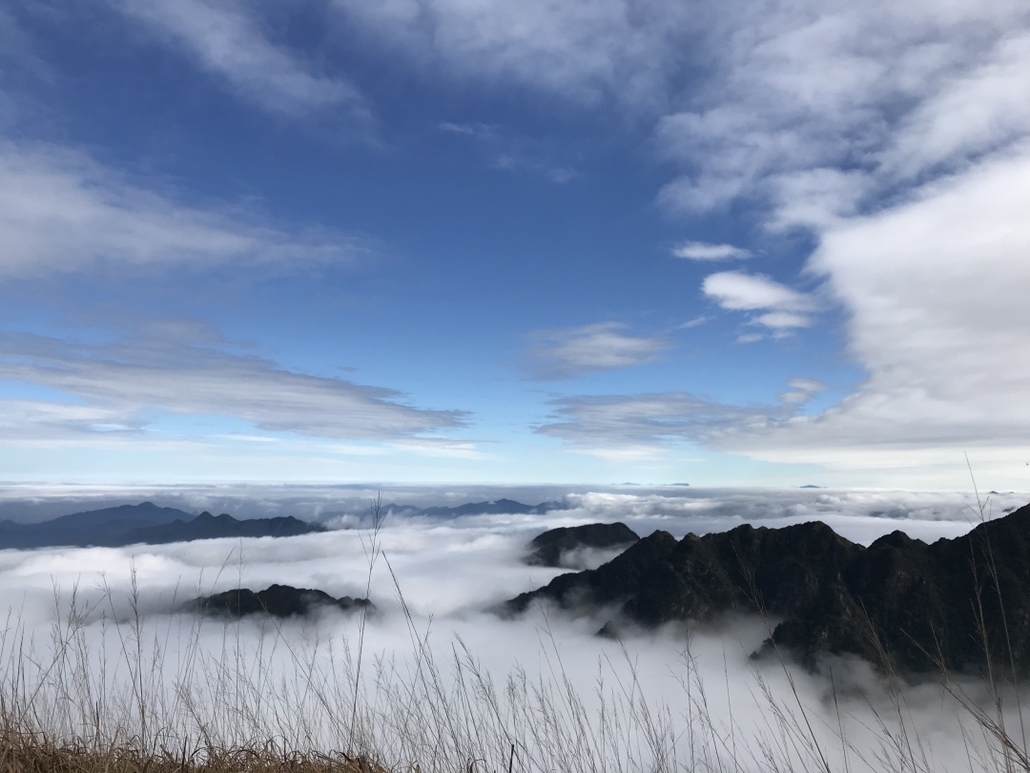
[[2, 485, 1028, 771]]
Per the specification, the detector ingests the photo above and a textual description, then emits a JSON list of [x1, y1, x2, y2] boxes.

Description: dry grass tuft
[[0, 732, 385, 773]]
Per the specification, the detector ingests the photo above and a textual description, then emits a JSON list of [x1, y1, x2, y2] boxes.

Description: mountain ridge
[[0, 502, 323, 549], [506, 502, 1030, 675]]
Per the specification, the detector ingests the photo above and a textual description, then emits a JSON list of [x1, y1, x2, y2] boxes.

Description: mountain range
[[0, 498, 562, 550], [507, 501, 1030, 675], [0, 502, 323, 549]]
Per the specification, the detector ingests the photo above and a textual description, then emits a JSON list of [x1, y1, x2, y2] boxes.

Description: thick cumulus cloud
[[706, 150, 1030, 474], [0, 326, 467, 443], [2, 487, 1028, 770]]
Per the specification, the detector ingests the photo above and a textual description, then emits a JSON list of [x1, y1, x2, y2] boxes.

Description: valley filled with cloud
[[3, 487, 1029, 770]]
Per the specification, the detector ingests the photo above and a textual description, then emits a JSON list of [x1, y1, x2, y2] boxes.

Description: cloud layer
[[525, 322, 671, 380], [0, 325, 466, 442]]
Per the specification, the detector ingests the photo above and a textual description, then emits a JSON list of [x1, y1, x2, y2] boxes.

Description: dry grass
[[3, 580, 1028, 773], [0, 733, 383, 773]]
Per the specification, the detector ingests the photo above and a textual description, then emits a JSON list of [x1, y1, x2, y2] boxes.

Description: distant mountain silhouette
[[381, 498, 563, 518], [525, 522, 640, 568], [0, 502, 188, 549], [128, 512, 323, 544], [506, 501, 1030, 675], [191, 584, 373, 619], [0, 502, 323, 549]]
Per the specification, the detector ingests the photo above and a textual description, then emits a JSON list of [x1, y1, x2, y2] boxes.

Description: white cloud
[[438, 121, 495, 138], [0, 325, 467, 442], [753, 311, 812, 330], [671, 241, 752, 261], [880, 32, 1030, 181], [0, 142, 361, 277], [706, 146, 1030, 472], [546, 145, 1030, 476], [653, 1, 1030, 220], [778, 378, 827, 405], [702, 272, 812, 313], [702, 271, 817, 331], [537, 392, 758, 449], [331, 0, 690, 110], [525, 322, 672, 379], [439, 119, 579, 183], [678, 315, 708, 329], [642, 1, 1030, 481], [113, 0, 368, 121]]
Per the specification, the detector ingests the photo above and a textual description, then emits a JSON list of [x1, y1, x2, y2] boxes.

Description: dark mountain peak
[[191, 584, 373, 619], [869, 529, 925, 551], [525, 522, 640, 568]]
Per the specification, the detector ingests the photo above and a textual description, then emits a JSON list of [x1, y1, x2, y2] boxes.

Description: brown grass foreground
[[0, 733, 384, 773]]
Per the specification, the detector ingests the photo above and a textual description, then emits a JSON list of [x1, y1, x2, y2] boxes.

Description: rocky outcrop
[[506, 503, 1030, 675], [192, 584, 373, 619], [524, 522, 640, 567]]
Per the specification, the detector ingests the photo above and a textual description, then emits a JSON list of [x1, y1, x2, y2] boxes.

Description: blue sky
[[1, 0, 1029, 489]]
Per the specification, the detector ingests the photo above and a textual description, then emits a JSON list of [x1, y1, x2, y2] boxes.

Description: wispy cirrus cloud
[[536, 391, 761, 459], [777, 378, 827, 405], [524, 322, 672, 380], [654, 1, 1030, 221], [0, 142, 363, 277], [0, 324, 467, 443], [332, 0, 690, 111], [438, 120, 578, 183], [113, 0, 368, 121]]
